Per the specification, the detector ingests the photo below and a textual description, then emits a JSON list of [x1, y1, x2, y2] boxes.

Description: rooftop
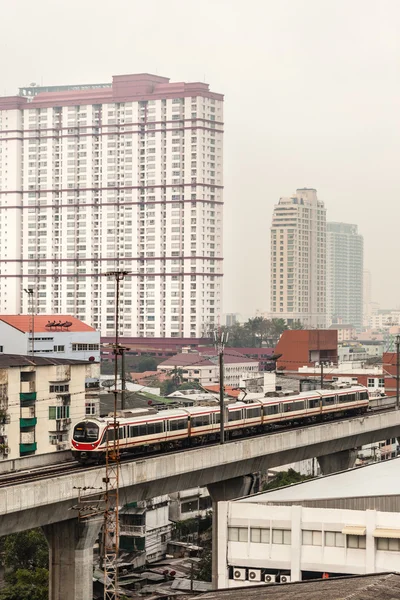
[[195, 573, 400, 600], [0, 315, 95, 333], [0, 354, 91, 368], [237, 458, 400, 504]]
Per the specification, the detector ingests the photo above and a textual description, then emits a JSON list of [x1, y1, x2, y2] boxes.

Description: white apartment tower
[[270, 188, 326, 328], [0, 74, 224, 337]]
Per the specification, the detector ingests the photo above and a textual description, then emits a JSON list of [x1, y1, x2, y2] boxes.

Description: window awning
[[373, 528, 400, 539], [342, 526, 366, 536]]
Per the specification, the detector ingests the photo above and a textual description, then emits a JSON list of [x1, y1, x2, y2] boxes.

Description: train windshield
[[73, 422, 99, 442]]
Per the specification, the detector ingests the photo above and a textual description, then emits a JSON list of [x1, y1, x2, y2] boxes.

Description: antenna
[[24, 288, 35, 356]]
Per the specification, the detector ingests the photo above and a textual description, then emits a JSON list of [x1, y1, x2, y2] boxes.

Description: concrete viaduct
[[2, 408, 400, 599]]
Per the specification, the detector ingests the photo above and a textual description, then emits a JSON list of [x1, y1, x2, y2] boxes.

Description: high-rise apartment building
[[270, 188, 326, 328], [326, 222, 363, 330], [0, 74, 224, 337]]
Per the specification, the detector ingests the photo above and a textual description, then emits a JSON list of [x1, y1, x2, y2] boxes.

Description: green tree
[[290, 320, 304, 330], [136, 356, 158, 372], [3, 529, 48, 571], [0, 568, 48, 600], [160, 378, 178, 396], [178, 381, 203, 391], [262, 468, 312, 491], [196, 542, 212, 582]]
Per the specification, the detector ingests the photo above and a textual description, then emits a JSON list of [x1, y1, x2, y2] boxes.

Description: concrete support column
[[207, 475, 255, 590], [317, 449, 357, 475], [43, 518, 102, 600]]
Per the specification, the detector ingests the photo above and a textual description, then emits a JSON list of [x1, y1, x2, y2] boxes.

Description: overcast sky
[[1, 0, 399, 319]]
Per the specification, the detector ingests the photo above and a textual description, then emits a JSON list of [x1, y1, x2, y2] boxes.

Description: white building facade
[[0, 315, 100, 361], [217, 501, 400, 587], [0, 74, 224, 337], [270, 188, 326, 328]]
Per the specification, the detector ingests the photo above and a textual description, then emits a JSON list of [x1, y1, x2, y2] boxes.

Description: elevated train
[[71, 385, 369, 463]]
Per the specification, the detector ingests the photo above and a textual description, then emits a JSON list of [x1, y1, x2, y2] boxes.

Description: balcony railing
[[20, 417, 37, 428], [119, 525, 145, 536]]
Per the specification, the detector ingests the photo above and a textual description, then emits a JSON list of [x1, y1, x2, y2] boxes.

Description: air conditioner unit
[[280, 575, 291, 584], [264, 574, 276, 584], [248, 569, 261, 582], [233, 568, 246, 581]]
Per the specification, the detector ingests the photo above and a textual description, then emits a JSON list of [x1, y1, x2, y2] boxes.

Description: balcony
[[119, 525, 145, 536], [20, 417, 37, 428], [20, 442, 37, 454], [20, 392, 37, 404]]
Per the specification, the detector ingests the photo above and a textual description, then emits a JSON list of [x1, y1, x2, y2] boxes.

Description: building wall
[[275, 330, 337, 371], [0, 362, 88, 460], [217, 502, 400, 587], [0, 74, 224, 337], [270, 188, 326, 328], [326, 223, 363, 330]]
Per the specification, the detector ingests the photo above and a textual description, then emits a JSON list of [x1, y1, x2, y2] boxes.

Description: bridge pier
[[317, 449, 357, 475], [42, 518, 101, 600], [207, 475, 255, 590]]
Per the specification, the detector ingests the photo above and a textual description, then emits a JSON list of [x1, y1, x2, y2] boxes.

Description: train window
[[170, 418, 187, 431], [246, 407, 260, 419], [147, 421, 163, 435], [360, 391, 369, 400], [106, 428, 115, 442], [129, 426, 139, 437], [339, 393, 356, 404], [73, 423, 86, 441], [214, 412, 221, 424], [308, 398, 320, 409], [322, 396, 335, 406], [264, 404, 279, 416], [228, 410, 241, 422], [283, 401, 304, 413], [192, 415, 209, 428], [119, 427, 126, 440], [138, 424, 147, 436]]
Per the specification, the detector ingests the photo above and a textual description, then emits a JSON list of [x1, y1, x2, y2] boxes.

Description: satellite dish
[[101, 379, 114, 388]]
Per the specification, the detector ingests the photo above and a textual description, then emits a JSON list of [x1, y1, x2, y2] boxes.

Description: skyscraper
[[326, 222, 363, 330], [270, 188, 326, 328], [0, 74, 224, 337]]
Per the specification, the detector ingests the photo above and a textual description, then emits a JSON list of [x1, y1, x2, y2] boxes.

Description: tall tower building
[[270, 188, 326, 328], [0, 74, 224, 337], [326, 222, 363, 330]]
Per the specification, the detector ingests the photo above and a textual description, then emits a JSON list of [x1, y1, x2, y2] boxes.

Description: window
[[347, 535, 366, 549], [302, 530, 322, 546], [246, 407, 261, 419], [379, 378, 385, 387], [228, 410, 241, 422], [72, 343, 99, 351], [322, 396, 335, 406], [272, 529, 291, 545], [367, 378, 375, 388], [377, 537, 400, 551], [170, 418, 187, 431], [264, 404, 279, 416], [49, 384, 69, 393], [191, 415, 209, 428], [49, 406, 70, 420], [228, 527, 248, 542], [0, 346, 3, 353], [283, 401, 304, 413], [308, 398, 320, 409], [85, 402, 96, 415], [325, 531, 345, 547], [250, 528, 270, 543]]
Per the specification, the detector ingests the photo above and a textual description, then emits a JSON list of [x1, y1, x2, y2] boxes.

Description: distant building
[[327, 223, 363, 330], [328, 323, 357, 343], [216, 459, 400, 587], [0, 355, 94, 459], [0, 315, 100, 362], [270, 188, 326, 328], [158, 350, 259, 387], [370, 310, 400, 330], [275, 330, 337, 371], [225, 314, 239, 327]]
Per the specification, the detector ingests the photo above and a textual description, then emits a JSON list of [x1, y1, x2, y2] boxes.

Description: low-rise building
[[0, 315, 100, 362], [216, 459, 400, 587], [328, 324, 357, 343], [0, 355, 95, 459], [169, 487, 212, 523]]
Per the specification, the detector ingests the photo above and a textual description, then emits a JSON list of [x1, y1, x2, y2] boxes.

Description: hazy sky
[[1, 0, 399, 318]]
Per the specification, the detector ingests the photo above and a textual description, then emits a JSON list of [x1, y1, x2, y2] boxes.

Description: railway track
[[0, 401, 397, 489]]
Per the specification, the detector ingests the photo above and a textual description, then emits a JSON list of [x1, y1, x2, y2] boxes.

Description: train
[[71, 385, 370, 463]]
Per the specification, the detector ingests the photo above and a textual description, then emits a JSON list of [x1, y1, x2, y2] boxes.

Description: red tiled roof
[[159, 352, 216, 368], [203, 385, 240, 398], [0, 315, 95, 333]]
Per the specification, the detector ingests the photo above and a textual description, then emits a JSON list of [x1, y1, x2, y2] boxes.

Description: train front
[[71, 419, 104, 463]]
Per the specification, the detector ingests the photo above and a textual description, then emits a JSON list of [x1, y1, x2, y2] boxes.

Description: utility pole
[[320, 362, 324, 390], [102, 270, 128, 600], [24, 288, 35, 356], [214, 329, 229, 444], [396, 335, 400, 410]]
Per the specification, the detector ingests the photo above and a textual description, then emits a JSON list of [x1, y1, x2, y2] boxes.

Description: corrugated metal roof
[[194, 573, 400, 600], [0, 354, 90, 367]]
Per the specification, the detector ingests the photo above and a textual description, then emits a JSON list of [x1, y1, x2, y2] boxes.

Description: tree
[[3, 529, 48, 571], [262, 468, 312, 491], [290, 320, 304, 330], [160, 378, 178, 396], [0, 568, 48, 600], [136, 356, 158, 373], [178, 381, 203, 391], [196, 543, 212, 582]]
